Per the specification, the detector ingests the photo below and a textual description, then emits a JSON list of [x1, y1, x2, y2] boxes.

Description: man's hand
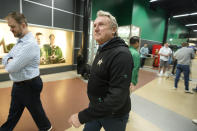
[[68, 113, 82, 128], [7, 57, 13, 63], [130, 83, 136, 91]]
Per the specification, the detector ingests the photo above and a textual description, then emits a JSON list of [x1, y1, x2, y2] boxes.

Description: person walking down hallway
[[140, 43, 149, 68], [68, 10, 133, 131], [158, 43, 172, 76], [174, 42, 195, 93], [129, 36, 140, 89], [0, 12, 52, 131]]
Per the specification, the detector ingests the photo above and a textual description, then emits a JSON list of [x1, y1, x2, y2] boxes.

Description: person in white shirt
[[158, 43, 172, 76]]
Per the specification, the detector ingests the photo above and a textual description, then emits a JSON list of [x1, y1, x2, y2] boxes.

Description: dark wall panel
[[0, 0, 20, 19], [54, 0, 75, 13], [28, 0, 52, 6], [23, 1, 52, 26], [75, 16, 83, 31], [75, 0, 84, 15], [74, 49, 79, 64], [74, 32, 82, 48], [54, 10, 74, 30]]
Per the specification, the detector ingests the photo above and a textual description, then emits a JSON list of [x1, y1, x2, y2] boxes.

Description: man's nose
[[94, 25, 99, 31]]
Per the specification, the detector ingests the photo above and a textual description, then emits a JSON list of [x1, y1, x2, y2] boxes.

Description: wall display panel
[[54, 0, 75, 13], [0, 22, 74, 73], [23, 1, 52, 26], [26, 0, 52, 6], [118, 25, 140, 45], [118, 26, 131, 45], [0, 0, 20, 19], [75, 16, 83, 31], [54, 10, 74, 30]]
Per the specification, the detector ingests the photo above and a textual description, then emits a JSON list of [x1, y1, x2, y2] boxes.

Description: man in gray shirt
[[174, 42, 195, 93]]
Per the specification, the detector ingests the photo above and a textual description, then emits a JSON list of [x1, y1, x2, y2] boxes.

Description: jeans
[[175, 64, 190, 90], [83, 114, 129, 131]]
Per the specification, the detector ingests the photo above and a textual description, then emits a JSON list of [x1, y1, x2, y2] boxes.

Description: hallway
[[0, 60, 197, 131]]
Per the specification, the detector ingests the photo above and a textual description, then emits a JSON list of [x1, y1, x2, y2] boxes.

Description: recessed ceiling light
[[150, 0, 158, 2], [186, 24, 197, 26], [173, 12, 197, 18]]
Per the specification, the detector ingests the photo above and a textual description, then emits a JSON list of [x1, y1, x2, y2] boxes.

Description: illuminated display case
[[0, 21, 74, 73], [118, 25, 141, 45]]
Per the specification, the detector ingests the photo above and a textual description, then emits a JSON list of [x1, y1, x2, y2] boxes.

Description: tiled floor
[[0, 59, 197, 131]]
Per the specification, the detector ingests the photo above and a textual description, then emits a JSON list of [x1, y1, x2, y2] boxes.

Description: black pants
[[0, 76, 51, 131], [83, 114, 129, 131], [140, 58, 146, 68]]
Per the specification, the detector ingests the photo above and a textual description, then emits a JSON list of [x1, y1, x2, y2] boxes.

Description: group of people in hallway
[[0, 10, 196, 131], [156, 42, 195, 94], [1, 10, 134, 131]]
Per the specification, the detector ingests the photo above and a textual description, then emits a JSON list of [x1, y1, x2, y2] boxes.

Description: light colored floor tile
[[134, 77, 197, 119], [127, 112, 161, 131]]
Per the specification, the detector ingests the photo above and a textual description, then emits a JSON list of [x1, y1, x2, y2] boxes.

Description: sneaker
[[172, 87, 177, 90], [192, 88, 197, 92], [164, 73, 168, 77], [157, 73, 163, 77], [192, 119, 197, 124], [185, 90, 193, 94]]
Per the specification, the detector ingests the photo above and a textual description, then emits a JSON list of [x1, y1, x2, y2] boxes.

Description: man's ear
[[21, 22, 26, 28]]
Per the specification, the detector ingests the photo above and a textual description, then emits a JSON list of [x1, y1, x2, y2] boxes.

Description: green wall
[[132, 0, 166, 42], [92, 0, 189, 44], [167, 19, 188, 46], [92, 0, 133, 26]]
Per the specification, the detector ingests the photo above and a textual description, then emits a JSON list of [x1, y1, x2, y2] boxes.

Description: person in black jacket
[[68, 10, 133, 131]]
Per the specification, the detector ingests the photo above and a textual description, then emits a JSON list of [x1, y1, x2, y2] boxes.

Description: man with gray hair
[[68, 10, 133, 131]]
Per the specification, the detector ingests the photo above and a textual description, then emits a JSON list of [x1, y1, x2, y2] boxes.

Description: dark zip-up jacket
[[78, 37, 134, 124]]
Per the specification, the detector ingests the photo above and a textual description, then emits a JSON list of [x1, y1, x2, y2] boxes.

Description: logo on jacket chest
[[97, 58, 103, 66]]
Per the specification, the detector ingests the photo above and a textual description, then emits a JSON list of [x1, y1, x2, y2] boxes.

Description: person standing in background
[[140, 43, 149, 68], [35, 32, 47, 64], [0, 12, 52, 131], [68, 10, 133, 131], [129, 36, 140, 89], [158, 43, 172, 76], [173, 42, 195, 93]]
